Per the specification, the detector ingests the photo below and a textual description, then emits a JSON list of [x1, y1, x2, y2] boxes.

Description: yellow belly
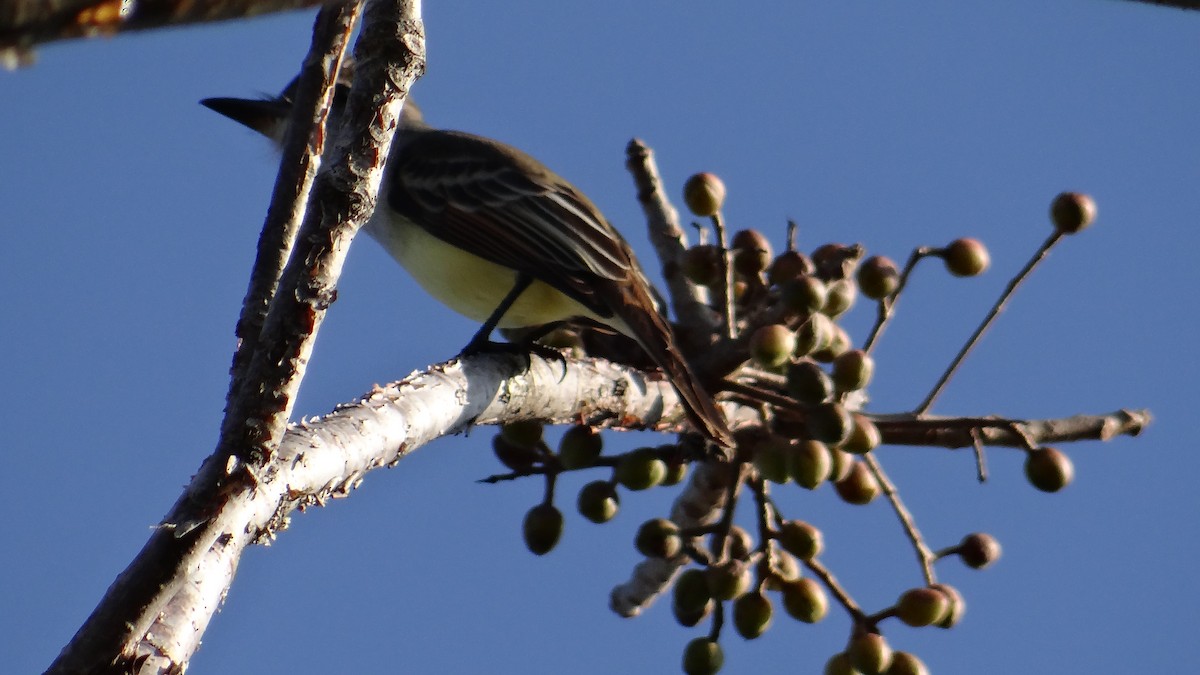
[[364, 210, 606, 329]]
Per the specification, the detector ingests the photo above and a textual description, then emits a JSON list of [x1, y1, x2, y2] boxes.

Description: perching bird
[[201, 80, 732, 447]]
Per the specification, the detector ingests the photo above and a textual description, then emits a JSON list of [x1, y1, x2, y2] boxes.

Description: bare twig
[[863, 455, 936, 585]]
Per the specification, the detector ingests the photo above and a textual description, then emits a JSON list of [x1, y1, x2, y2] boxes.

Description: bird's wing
[[387, 130, 635, 315]]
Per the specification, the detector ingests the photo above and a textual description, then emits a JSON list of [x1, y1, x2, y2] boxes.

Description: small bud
[[1050, 191, 1096, 234], [943, 238, 990, 277], [683, 172, 727, 217]]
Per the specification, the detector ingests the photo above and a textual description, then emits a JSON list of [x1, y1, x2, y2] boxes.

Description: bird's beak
[[200, 97, 291, 138]]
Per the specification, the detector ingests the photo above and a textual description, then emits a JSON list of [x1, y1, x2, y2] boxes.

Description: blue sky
[[4, 1, 1198, 673]]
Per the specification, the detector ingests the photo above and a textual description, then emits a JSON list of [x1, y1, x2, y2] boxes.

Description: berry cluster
[[487, 176, 1114, 674]]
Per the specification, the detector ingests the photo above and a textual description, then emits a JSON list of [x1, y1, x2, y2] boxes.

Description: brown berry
[[769, 250, 815, 285], [732, 229, 773, 276], [806, 402, 853, 446], [930, 583, 965, 628], [959, 532, 1001, 569], [1025, 446, 1074, 492], [858, 255, 901, 299], [1050, 191, 1097, 234], [834, 460, 880, 505], [673, 568, 713, 614], [943, 238, 990, 277]]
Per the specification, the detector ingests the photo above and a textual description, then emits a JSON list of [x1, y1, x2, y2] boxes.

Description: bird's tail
[[612, 282, 734, 448]]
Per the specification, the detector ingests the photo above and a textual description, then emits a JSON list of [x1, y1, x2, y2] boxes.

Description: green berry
[[733, 591, 774, 639], [492, 434, 540, 471], [522, 504, 563, 556], [886, 652, 929, 675], [559, 424, 602, 469], [636, 518, 682, 558], [674, 568, 714, 614], [848, 632, 893, 675], [577, 480, 620, 524], [750, 323, 797, 368], [786, 360, 834, 405], [896, 587, 952, 627], [780, 275, 828, 315], [616, 447, 668, 491], [780, 577, 828, 623], [682, 637, 724, 675], [832, 349, 874, 393], [822, 278, 857, 318], [500, 420, 543, 447], [777, 520, 823, 561], [806, 402, 853, 446], [683, 172, 727, 217], [706, 559, 752, 600], [787, 439, 832, 489], [753, 435, 792, 484], [842, 414, 881, 455]]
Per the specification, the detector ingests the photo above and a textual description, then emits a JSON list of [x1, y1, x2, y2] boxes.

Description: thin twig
[[915, 231, 1065, 414], [861, 246, 935, 355], [863, 454, 936, 586]]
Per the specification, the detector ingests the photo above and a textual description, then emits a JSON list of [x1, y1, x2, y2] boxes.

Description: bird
[[201, 79, 733, 448]]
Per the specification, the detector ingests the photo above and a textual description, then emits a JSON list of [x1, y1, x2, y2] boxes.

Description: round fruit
[[848, 632, 893, 675], [732, 229, 773, 276], [635, 518, 682, 558], [559, 424, 603, 469], [824, 652, 856, 675], [842, 414, 881, 455], [822, 278, 857, 318], [616, 447, 668, 491], [500, 420, 543, 447], [683, 172, 727, 217], [1050, 191, 1097, 234], [750, 324, 797, 368], [780, 577, 828, 623], [896, 587, 952, 627], [492, 434, 540, 471], [787, 439, 832, 489], [522, 504, 564, 556], [769, 250, 815, 285], [780, 275, 828, 315], [577, 480, 619, 523], [1025, 446, 1074, 492], [943, 238, 990, 277], [858, 255, 900, 299], [806, 402, 853, 446], [887, 651, 929, 675], [931, 583, 965, 628], [673, 568, 713, 614], [776, 520, 823, 561], [706, 559, 752, 600], [733, 591, 774, 639], [786, 360, 834, 405], [753, 435, 793, 484], [682, 637, 724, 675], [834, 460, 880, 505], [832, 349, 875, 393], [958, 532, 1002, 569]]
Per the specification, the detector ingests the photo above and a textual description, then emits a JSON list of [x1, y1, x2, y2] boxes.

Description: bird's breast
[[364, 209, 605, 329]]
